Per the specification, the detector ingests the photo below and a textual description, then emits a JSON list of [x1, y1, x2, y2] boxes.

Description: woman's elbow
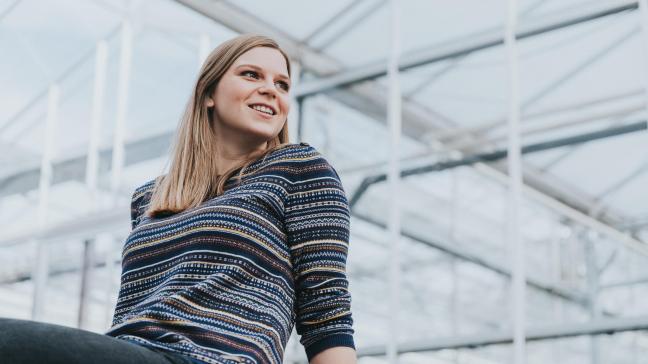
[[310, 346, 357, 364]]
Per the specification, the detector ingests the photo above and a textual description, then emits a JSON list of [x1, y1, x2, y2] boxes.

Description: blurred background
[[1, 0, 648, 363]]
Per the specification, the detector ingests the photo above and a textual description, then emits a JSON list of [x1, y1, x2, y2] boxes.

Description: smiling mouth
[[248, 104, 276, 116]]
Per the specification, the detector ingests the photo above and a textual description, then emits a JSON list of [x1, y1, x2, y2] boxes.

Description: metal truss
[[349, 121, 648, 256], [0, 195, 592, 310], [293, 0, 638, 97], [0, 0, 640, 248], [0, 1, 646, 334], [354, 315, 648, 357], [172, 0, 640, 229]]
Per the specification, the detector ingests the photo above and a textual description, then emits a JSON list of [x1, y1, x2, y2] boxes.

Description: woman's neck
[[213, 139, 268, 175]]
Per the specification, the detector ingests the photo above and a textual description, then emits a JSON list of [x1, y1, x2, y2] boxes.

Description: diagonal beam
[[179, 0, 636, 227], [301, 0, 374, 46], [294, 0, 638, 97], [350, 122, 647, 206], [0, 0, 20, 23], [352, 212, 589, 308], [2, 0, 636, 198], [588, 159, 648, 217], [0, 0, 640, 267], [349, 121, 648, 256], [0, 198, 592, 312], [350, 121, 648, 208], [0, 25, 122, 135], [352, 315, 648, 357], [309, 0, 387, 51], [175, 0, 340, 74], [0, 132, 172, 198]]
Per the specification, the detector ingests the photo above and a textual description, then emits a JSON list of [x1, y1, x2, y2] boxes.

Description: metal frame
[[0, 25, 122, 136], [349, 121, 647, 203], [300, 0, 374, 46], [309, 0, 387, 52], [0, 0, 643, 312], [293, 1, 639, 97], [385, 2, 402, 362], [135, 0, 648, 233], [590, 160, 648, 218], [0, 203, 596, 312], [0, 1, 629, 223], [441, 27, 640, 150], [0, 0, 20, 23], [0, 132, 172, 198], [1, 0, 638, 232], [0, 1, 646, 355], [504, 1, 526, 361], [354, 315, 648, 357], [349, 121, 648, 255]]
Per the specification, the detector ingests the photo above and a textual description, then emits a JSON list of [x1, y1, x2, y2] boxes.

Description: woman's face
[[206, 46, 291, 146]]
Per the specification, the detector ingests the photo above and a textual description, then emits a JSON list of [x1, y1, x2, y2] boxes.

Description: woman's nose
[[258, 81, 278, 97]]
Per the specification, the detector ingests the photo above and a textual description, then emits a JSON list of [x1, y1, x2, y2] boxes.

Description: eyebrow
[[235, 64, 290, 81]]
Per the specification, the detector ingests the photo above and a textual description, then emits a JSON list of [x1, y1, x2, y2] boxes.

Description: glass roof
[[1, 0, 647, 363]]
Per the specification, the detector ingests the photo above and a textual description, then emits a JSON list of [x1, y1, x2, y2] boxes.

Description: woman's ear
[[205, 97, 215, 108]]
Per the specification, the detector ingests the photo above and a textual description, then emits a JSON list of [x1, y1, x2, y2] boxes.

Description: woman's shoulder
[[132, 143, 334, 193], [263, 142, 334, 170], [267, 142, 342, 185], [131, 176, 163, 205], [271, 141, 313, 156], [133, 178, 157, 197]]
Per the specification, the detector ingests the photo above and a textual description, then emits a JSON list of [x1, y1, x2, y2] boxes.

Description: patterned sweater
[[105, 143, 354, 364]]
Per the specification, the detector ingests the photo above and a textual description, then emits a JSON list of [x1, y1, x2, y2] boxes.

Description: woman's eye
[[242, 70, 289, 91], [276, 81, 290, 91]]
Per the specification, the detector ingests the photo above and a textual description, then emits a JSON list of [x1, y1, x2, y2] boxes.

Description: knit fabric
[[105, 143, 354, 364]]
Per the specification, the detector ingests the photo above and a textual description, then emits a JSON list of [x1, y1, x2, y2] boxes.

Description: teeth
[[251, 105, 273, 115]]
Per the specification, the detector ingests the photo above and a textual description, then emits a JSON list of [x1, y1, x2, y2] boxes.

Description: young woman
[[0, 34, 356, 364]]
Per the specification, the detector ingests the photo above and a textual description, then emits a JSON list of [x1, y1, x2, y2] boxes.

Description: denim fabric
[[0, 318, 195, 364]]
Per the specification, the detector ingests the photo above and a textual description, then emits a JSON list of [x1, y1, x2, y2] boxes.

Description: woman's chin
[[240, 127, 279, 143]]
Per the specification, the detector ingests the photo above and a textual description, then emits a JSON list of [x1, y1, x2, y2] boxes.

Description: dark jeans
[[0, 318, 196, 364]]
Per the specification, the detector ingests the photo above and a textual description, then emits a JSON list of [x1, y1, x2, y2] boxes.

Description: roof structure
[[1, 0, 647, 363]]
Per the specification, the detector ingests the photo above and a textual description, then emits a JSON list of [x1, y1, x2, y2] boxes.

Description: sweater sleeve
[[284, 152, 355, 361]]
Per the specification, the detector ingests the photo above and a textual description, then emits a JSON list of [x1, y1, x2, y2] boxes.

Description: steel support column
[[386, 1, 403, 362], [77, 238, 96, 329], [110, 20, 133, 198], [504, 1, 526, 362], [31, 84, 60, 321], [86, 40, 108, 202]]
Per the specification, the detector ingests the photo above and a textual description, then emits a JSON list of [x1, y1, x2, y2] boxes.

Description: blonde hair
[[146, 34, 292, 217]]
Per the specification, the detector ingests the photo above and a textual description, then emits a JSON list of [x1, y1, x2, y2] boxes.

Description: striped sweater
[[105, 143, 354, 364]]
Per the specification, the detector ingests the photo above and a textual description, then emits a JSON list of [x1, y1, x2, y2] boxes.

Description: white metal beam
[[293, 0, 639, 97], [0, 204, 593, 311], [386, 2, 403, 363], [0, 0, 643, 291], [504, 1, 526, 362], [355, 315, 648, 356], [31, 84, 60, 321], [181, 0, 638, 232], [0, 0, 19, 23]]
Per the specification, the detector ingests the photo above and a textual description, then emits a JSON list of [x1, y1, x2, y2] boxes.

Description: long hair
[[146, 34, 292, 217]]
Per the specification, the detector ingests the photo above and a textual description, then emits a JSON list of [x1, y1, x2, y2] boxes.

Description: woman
[[0, 34, 356, 364]]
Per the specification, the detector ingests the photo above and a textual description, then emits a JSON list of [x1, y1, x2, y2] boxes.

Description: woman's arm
[[284, 148, 356, 361], [310, 346, 357, 364]]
